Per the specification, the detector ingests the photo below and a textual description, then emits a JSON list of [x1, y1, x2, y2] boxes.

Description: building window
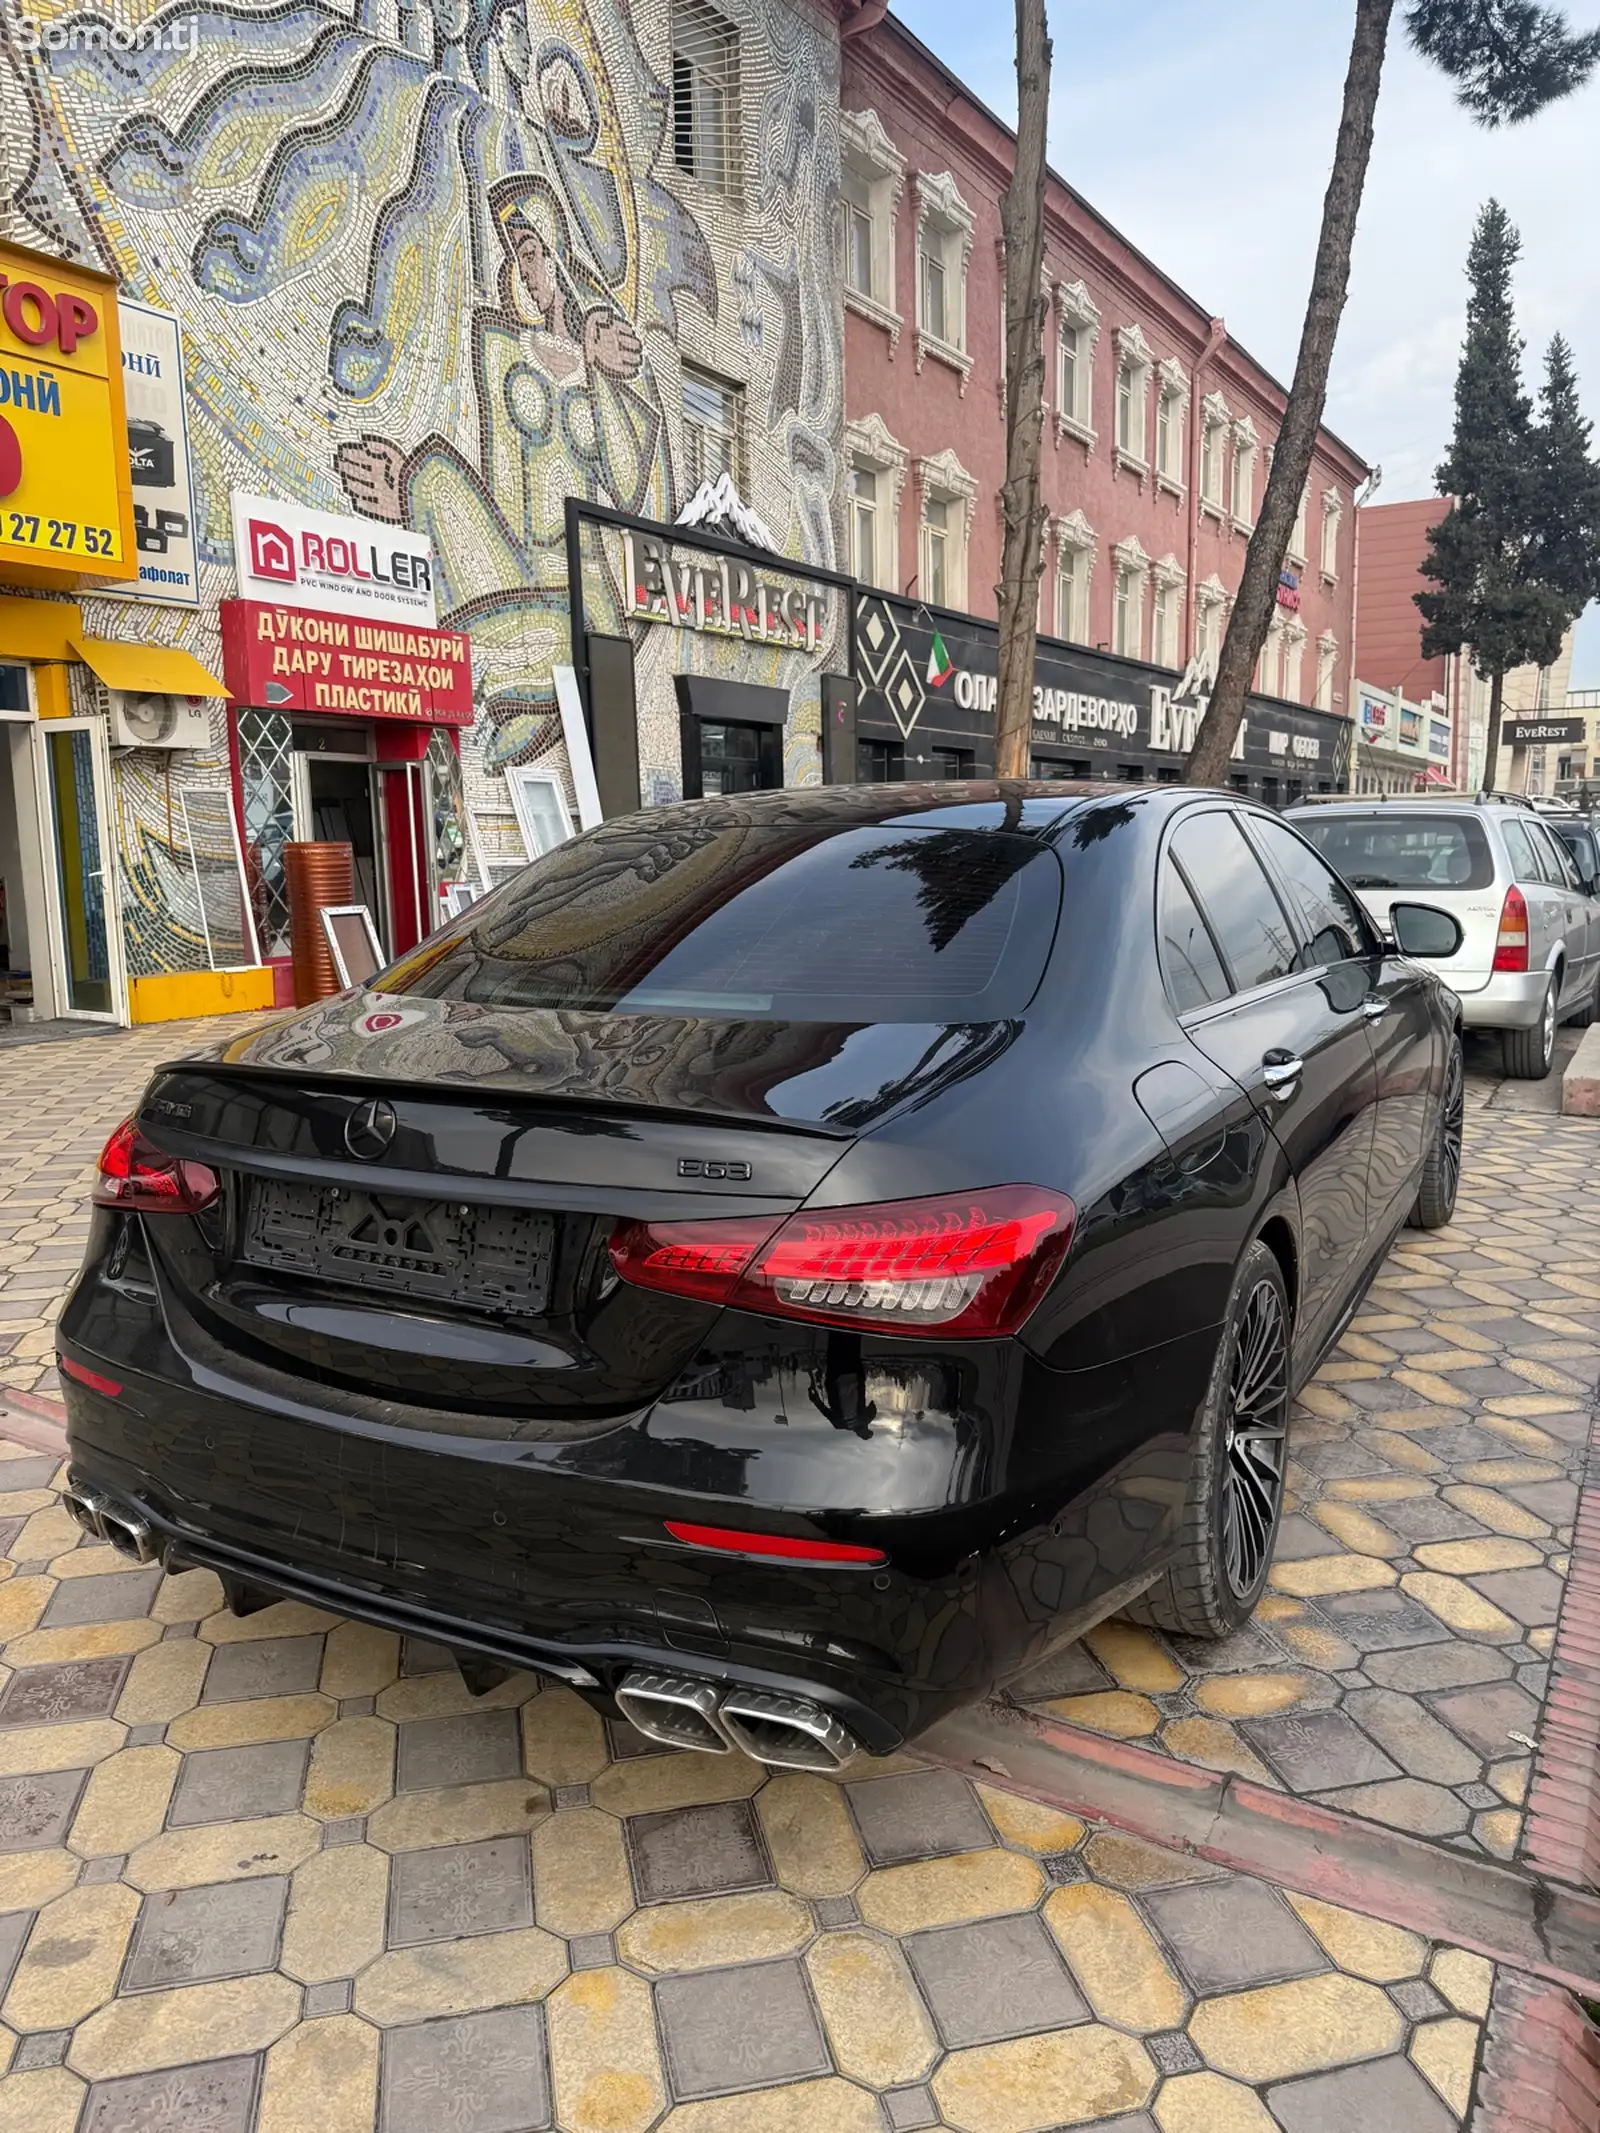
[[1289, 482, 1309, 564], [682, 369, 740, 489], [1055, 279, 1100, 439], [920, 496, 948, 607], [1200, 393, 1230, 511], [1113, 325, 1153, 470], [932, 746, 974, 779], [1054, 510, 1096, 642], [1316, 630, 1337, 711], [1195, 574, 1228, 672], [1283, 623, 1305, 703], [841, 170, 873, 297], [235, 706, 295, 959], [1257, 616, 1283, 695], [671, 0, 739, 195], [1152, 558, 1184, 670], [843, 413, 907, 588], [839, 111, 908, 341], [1112, 537, 1149, 660], [1321, 488, 1342, 579], [848, 463, 878, 583], [913, 172, 974, 378], [1231, 418, 1257, 529], [915, 450, 976, 610], [858, 737, 904, 781], [920, 241, 948, 344], [1155, 357, 1187, 486]]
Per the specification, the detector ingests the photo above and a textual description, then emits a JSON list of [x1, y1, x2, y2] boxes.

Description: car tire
[[1125, 1239, 1290, 1640], [1408, 1035, 1463, 1231], [1502, 977, 1557, 1080]]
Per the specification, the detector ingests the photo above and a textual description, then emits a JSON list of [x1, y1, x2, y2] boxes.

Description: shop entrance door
[[696, 720, 782, 796], [297, 755, 386, 952], [33, 716, 127, 1022]]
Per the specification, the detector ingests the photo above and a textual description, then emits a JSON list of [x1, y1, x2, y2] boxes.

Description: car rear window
[[382, 819, 1063, 1022], [1295, 813, 1494, 892]]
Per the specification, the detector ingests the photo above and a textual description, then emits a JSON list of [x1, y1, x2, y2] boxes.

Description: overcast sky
[[895, 0, 1600, 685]]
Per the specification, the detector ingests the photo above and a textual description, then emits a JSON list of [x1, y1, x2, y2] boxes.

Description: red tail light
[[664, 1521, 886, 1565], [610, 1186, 1075, 1337], [59, 1356, 122, 1398], [1493, 885, 1529, 973], [93, 1119, 219, 1214]]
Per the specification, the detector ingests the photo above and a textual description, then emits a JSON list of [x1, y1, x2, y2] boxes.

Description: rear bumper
[[1457, 969, 1549, 1031]]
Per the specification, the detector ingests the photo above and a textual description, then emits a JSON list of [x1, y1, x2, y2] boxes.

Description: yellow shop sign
[[0, 240, 136, 590]]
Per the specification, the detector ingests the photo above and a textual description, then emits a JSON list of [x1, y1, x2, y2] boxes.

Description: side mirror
[[1390, 902, 1464, 959]]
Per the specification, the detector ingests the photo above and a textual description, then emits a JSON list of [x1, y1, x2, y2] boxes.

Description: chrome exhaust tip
[[60, 1482, 110, 1541], [617, 1671, 733, 1755], [98, 1506, 157, 1564], [716, 1689, 860, 1772]]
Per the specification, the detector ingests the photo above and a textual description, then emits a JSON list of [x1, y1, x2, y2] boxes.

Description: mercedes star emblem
[[344, 1097, 397, 1162]]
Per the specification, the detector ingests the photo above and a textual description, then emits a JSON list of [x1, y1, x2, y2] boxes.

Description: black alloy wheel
[[1409, 1036, 1464, 1230], [1221, 1277, 1290, 1600]]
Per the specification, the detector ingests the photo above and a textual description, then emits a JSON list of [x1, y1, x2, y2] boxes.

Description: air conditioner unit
[[103, 689, 211, 750]]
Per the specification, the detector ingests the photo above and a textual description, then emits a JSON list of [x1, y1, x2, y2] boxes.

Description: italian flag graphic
[[926, 630, 954, 687]]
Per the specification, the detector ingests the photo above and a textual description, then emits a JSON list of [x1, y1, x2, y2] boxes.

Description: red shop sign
[[220, 598, 473, 725]]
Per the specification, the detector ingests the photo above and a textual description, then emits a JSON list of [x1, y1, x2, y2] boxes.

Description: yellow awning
[[70, 636, 228, 698], [0, 597, 82, 662]]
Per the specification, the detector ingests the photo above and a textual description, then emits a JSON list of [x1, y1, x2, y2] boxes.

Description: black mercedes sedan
[[56, 783, 1466, 1768]]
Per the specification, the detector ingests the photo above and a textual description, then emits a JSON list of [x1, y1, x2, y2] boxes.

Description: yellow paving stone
[[1160, 1718, 1275, 1784], [1479, 1413, 1563, 1455], [13, 1507, 82, 1560], [1391, 1370, 1473, 1409], [257, 2013, 379, 2133], [1194, 1673, 1312, 1718], [857, 1849, 1044, 1935], [1429, 1946, 1494, 2019], [0, 2068, 84, 2133], [166, 1693, 336, 1751], [149, 1566, 224, 1623], [302, 1715, 395, 1820], [1365, 1431, 1443, 1475], [1312, 1361, 1382, 1382], [0, 1850, 79, 1911], [1323, 1476, 1436, 1503], [656, 2079, 883, 2133], [1503, 1356, 1587, 1395], [1082, 1831, 1208, 1890], [1410, 2017, 1478, 2117], [1529, 1625, 1557, 1656], [975, 1785, 1085, 1855], [1253, 1594, 1303, 1621], [1189, 1973, 1404, 2082], [756, 1771, 865, 1897], [198, 1600, 340, 1644], [375, 1668, 535, 1724], [1484, 1392, 1570, 1417], [68, 1972, 303, 2081], [126, 1812, 321, 1891], [1285, 1895, 1425, 1982], [1553, 1552, 1572, 1576], [530, 1808, 634, 1937], [1441, 1485, 1551, 1539], [1421, 1319, 1497, 1352], [932, 2024, 1157, 2131], [279, 1843, 389, 1983], [355, 1926, 568, 2026], [589, 1746, 766, 1817], [1040, 1690, 1160, 1737], [0, 1491, 56, 1518], [68, 1744, 178, 1857], [319, 1622, 400, 1700], [1400, 1573, 1521, 1639], [1414, 1537, 1543, 1574], [2, 1883, 139, 2030], [519, 1686, 611, 1787], [1365, 1405, 1463, 1434], [547, 1967, 665, 2133], [1310, 1502, 1404, 1557], [1278, 1624, 1358, 1670], [1489, 1759, 1529, 1805], [0, 1577, 51, 1642], [4, 1618, 162, 1668], [1153, 2072, 1277, 2133], [1474, 1807, 1521, 1856], [1406, 1348, 1508, 1373], [1295, 1385, 1354, 1421], [805, 1930, 939, 2086], [1084, 1621, 1184, 1692], [1042, 1884, 1187, 2031], [364, 1776, 548, 1853], [1334, 1332, 1395, 1364], [1268, 1554, 1398, 1598], [616, 1890, 810, 1976], [0, 1720, 124, 1776], [114, 1636, 209, 1724]]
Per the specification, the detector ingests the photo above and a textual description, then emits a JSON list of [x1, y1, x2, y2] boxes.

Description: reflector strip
[[59, 1357, 122, 1399], [664, 1520, 886, 1565]]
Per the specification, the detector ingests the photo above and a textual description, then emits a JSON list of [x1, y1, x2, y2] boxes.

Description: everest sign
[[220, 599, 472, 724], [230, 491, 436, 623]]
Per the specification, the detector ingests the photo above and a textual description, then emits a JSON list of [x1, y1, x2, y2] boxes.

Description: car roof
[[620, 781, 1247, 842]]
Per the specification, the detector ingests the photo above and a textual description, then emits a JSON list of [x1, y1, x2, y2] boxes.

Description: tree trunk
[[1481, 668, 1505, 792], [1184, 0, 1394, 787], [993, 0, 1052, 781]]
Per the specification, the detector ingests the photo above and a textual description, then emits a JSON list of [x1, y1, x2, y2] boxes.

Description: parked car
[[57, 785, 1465, 1766], [1290, 794, 1600, 1079]]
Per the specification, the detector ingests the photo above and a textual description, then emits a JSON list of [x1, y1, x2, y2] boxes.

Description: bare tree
[[993, 0, 1052, 780], [1185, 0, 1600, 788]]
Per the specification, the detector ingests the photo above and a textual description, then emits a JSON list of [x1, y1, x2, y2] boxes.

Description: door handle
[[1362, 995, 1390, 1021], [1261, 1051, 1303, 1102]]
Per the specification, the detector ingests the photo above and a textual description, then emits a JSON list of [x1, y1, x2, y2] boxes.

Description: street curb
[[1519, 1399, 1600, 1895], [0, 1389, 68, 1459], [918, 1699, 1600, 1996], [1472, 1964, 1600, 2133]]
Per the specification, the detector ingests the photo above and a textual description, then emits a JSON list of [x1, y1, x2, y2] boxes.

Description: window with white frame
[[839, 111, 906, 337], [1152, 556, 1184, 669], [1054, 510, 1095, 641], [1200, 393, 1230, 510], [672, 0, 740, 195], [1114, 326, 1153, 469], [914, 173, 974, 375], [1112, 537, 1149, 660], [1289, 481, 1309, 563], [1316, 630, 1337, 710], [1256, 614, 1284, 694], [1196, 574, 1228, 672], [915, 449, 976, 608], [842, 414, 907, 589], [1231, 417, 1257, 528], [1155, 357, 1187, 485], [1321, 488, 1342, 579], [1056, 280, 1100, 439], [1283, 621, 1306, 703], [682, 369, 740, 489]]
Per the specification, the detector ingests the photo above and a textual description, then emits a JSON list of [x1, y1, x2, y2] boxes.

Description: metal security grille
[[235, 705, 295, 957], [671, 0, 740, 195]]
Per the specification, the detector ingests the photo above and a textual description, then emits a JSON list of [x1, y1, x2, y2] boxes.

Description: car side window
[[1168, 810, 1298, 994], [1249, 818, 1374, 969], [1531, 822, 1581, 891], [1159, 860, 1230, 1012], [1500, 820, 1542, 885]]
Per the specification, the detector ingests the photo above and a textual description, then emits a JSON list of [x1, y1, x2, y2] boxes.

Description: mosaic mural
[[1, 0, 845, 968]]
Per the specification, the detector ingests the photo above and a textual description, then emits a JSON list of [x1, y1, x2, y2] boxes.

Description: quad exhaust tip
[[617, 1670, 860, 1770], [60, 1481, 157, 1565]]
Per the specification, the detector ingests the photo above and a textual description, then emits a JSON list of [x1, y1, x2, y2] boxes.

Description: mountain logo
[[926, 630, 954, 687]]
